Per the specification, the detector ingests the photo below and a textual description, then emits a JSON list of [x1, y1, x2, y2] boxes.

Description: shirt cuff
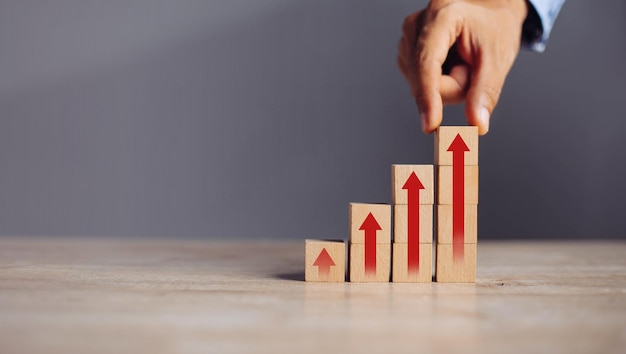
[[522, 0, 566, 52]]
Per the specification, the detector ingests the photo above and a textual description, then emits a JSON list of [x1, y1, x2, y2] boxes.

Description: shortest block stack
[[305, 239, 346, 282], [349, 203, 391, 282], [391, 165, 434, 282], [434, 126, 479, 283]]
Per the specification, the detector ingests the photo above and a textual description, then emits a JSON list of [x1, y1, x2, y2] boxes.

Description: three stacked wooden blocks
[[305, 126, 478, 283]]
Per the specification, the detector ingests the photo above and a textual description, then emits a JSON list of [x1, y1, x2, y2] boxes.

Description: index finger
[[415, 10, 462, 133]]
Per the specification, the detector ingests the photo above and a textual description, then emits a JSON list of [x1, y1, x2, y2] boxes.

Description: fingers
[[415, 10, 462, 133], [464, 54, 508, 135]]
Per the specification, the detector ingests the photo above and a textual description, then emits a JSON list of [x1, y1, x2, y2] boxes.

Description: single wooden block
[[435, 243, 477, 283], [349, 203, 391, 244], [391, 164, 434, 205], [437, 165, 479, 205], [393, 204, 433, 244], [434, 126, 479, 166], [392, 243, 432, 283], [305, 239, 346, 282], [349, 242, 391, 282], [436, 204, 478, 244]]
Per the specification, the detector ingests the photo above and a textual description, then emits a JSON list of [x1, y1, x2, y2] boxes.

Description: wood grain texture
[[436, 204, 478, 244], [391, 164, 434, 205], [394, 204, 433, 244], [437, 165, 479, 205], [349, 242, 391, 282], [392, 243, 433, 283], [349, 203, 391, 244], [436, 243, 477, 283], [0, 237, 625, 354], [305, 239, 345, 282], [434, 126, 479, 166]]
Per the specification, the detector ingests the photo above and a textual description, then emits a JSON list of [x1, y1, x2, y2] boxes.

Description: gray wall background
[[0, 1, 624, 240]]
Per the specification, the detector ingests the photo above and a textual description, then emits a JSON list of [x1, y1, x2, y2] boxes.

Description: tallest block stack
[[434, 126, 479, 282]]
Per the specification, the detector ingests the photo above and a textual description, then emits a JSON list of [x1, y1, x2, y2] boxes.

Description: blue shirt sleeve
[[522, 0, 566, 52]]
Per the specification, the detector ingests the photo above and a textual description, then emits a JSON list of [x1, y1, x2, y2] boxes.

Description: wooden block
[[437, 165, 479, 205], [391, 164, 434, 205], [392, 243, 432, 283], [434, 126, 478, 166], [393, 204, 433, 244], [349, 203, 391, 244], [436, 204, 478, 244], [305, 239, 346, 282], [435, 243, 476, 283], [349, 242, 391, 282]]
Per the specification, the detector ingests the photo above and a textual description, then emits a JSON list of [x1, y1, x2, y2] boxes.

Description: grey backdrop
[[0, 1, 624, 240]]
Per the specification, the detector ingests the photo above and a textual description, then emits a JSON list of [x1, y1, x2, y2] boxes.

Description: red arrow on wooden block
[[448, 134, 469, 261], [360, 212, 382, 275], [403, 172, 425, 273], [313, 248, 335, 278]]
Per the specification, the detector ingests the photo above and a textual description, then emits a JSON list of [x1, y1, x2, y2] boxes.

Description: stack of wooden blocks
[[434, 126, 478, 282], [304, 126, 478, 283]]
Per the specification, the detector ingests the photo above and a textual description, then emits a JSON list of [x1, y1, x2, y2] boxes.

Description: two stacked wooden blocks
[[305, 126, 478, 283]]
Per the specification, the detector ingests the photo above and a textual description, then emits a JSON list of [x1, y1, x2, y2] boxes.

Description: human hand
[[398, 0, 528, 135]]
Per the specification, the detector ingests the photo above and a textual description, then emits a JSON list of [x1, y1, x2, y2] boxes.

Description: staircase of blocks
[[304, 126, 479, 283]]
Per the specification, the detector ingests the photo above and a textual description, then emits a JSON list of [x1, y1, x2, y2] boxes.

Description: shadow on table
[[275, 272, 305, 282]]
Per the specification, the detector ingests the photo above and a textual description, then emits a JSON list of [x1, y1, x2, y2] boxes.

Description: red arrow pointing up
[[313, 248, 336, 278], [360, 212, 382, 275], [448, 134, 470, 261], [403, 172, 425, 274]]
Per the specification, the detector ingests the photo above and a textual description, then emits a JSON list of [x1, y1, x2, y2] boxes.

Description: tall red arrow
[[448, 134, 469, 261], [360, 212, 382, 275], [313, 248, 335, 279], [403, 172, 425, 274]]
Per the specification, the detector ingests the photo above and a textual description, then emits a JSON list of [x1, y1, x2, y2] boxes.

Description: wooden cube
[[436, 204, 478, 244], [305, 239, 346, 282], [393, 204, 433, 244], [434, 126, 478, 166], [392, 243, 432, 283], [437, 165, 479, 205], [349, 242, 391, 282], [391, 164, 434, 205], [435, 243, 477, 283], [349, 203, 391, 244]]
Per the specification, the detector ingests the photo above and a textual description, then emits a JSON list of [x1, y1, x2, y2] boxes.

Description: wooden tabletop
[[0, 237, 624, 354]]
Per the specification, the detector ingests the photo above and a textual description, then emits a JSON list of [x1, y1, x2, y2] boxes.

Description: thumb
[[465, 57, 507, 135]]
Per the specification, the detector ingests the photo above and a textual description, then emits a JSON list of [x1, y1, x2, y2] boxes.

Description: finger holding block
[[434, 126, 478, 166], [349, 243, 391, 282], [349, 203, 391, 244], [435, 243, 477, 283], [305, 239, 346, 282], [437, 165, 479, 205], [392, 243, 432, 283], [391, 164, 434, 205]]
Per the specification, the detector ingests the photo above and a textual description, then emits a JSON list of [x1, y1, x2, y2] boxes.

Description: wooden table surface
[[0, 237, 625, 354]]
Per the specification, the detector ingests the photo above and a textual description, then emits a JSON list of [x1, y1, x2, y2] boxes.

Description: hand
[[398, 0, 528, 135]]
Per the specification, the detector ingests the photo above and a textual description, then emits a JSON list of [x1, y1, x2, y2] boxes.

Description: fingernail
[[479, 107, 490, 133]]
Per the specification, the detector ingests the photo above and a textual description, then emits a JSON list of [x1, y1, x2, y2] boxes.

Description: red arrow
[[448, 134, 469, 261], [313, 248, 335, 278], [360, 212, 382, 275], [403, 172, 425, 274]]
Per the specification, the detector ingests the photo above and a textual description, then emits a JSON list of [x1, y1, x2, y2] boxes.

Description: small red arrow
[[403, 172, 425, 274], [448, 134, 469, 261], [360, 212, 382, 275], [313, 248, 335, 278]]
